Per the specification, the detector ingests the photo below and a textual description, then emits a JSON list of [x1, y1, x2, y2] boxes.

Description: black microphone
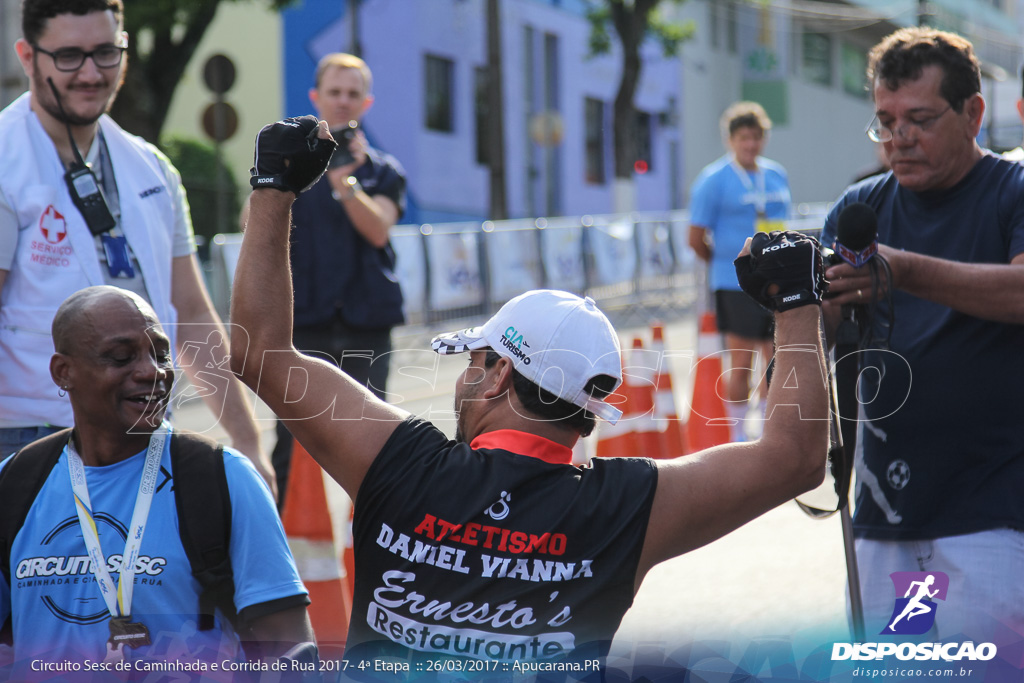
[[834, 202, 878, 268]]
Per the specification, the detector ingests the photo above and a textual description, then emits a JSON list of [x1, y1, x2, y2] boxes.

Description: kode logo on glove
[[249, 115, 337, 195], [734, 230, 828, 313]]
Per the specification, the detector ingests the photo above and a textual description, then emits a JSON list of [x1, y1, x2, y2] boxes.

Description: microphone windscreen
[[836, 202, 878, 251]]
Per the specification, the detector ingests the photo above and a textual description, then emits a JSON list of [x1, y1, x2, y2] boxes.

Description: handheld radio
[[47, 78, 116, 236]]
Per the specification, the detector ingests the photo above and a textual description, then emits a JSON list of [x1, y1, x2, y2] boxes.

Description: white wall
[[769, 78, 879, 203], [674, 0, 881, 207], [163, 4, 283, 188]]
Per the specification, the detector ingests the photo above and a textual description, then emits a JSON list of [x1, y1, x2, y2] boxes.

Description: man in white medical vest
[[0, 0, 273, 493]]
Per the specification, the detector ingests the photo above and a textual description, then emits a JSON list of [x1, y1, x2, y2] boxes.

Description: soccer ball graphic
[[887, 460, 911, 490]]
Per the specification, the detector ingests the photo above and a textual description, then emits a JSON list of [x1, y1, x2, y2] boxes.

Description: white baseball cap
[[431, 290, 623, 424]]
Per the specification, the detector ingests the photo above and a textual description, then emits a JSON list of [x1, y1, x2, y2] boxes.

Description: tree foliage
[[585, 0, 694, 182], [110, 0, 294, 143], [161, 135, 240, 245]]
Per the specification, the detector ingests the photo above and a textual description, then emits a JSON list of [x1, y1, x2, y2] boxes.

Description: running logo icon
[[883, 571, 949, 635]]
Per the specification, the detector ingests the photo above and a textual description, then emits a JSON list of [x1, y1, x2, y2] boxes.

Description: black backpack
[[0, 428, 237, 643]]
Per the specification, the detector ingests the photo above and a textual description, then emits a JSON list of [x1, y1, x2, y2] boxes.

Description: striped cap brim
[[430, 327, 489, 355]]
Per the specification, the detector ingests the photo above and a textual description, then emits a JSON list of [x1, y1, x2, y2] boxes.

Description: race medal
[[103, 641, 124, 665], [756, 217, 786, 233], [108, 616, 151, 651]]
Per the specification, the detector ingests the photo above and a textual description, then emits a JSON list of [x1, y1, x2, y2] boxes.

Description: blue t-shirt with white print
[[0, 425, 307, 673], [821, 154, 1024, 540], [689, 154, 791, 292]]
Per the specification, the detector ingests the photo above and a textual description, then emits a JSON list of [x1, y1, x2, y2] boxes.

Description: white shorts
[[851, 529, 1024, 642]]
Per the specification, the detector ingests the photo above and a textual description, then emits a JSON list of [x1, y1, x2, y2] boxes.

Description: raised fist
[[734, 230, 828, 312], [249, 115, 337, 195]]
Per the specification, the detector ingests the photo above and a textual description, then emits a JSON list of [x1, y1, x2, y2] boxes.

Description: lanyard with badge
[[67, 424, 167, 662], [729, 157, 785, 233], [93, 135, 134, 278]]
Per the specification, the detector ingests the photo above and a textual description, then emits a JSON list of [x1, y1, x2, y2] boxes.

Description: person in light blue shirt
[[0, 286, 312, 679], [688, 101, 791, 441]]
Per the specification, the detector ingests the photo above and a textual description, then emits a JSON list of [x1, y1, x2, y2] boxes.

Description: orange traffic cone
[[687, 312, 732, 451], [625, 337, 664, 459], [282, 440, 351, 658], [595, 350, 635, 458], [650, 323, 691, 458]]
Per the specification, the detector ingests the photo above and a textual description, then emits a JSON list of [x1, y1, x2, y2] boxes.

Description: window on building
[[584, 97, 605, 184], [709, 0, 720, 50], [634, 110, 652, 173], [802, 31, 832, 86], [544, 32, 559, 110], [474, 66, 489, 165], [841, 42, 868, 99], [726, 1, 738, 55], [425, 54, 454, 132]]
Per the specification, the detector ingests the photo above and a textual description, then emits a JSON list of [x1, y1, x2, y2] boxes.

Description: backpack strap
[[169, 430, 237, 632], [0, 428, 73, 645], [0, 429, 74, 587]]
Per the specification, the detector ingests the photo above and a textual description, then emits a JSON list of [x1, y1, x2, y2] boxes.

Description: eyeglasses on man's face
[[32, 43, 126, 72], [865, 105, 953, 143]]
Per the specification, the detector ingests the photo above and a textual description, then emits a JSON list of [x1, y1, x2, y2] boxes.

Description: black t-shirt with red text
[[345, 417, 658, 675]]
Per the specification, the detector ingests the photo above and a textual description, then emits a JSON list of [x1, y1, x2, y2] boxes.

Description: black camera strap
[[47, 79, 87, 170], [46, 78, 116, 236]]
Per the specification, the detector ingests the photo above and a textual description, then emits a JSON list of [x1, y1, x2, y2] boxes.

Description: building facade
[[0, 0, 1021, 219], [674, 0, 1024, 205], [278, 0, 1024, 216], [282, 0, 683, 224]]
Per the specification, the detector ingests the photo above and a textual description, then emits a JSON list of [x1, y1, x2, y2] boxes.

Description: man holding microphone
[[822, 27, 1024, 641]]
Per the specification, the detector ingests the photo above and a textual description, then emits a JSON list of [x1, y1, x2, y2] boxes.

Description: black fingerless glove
[[734, 230, 828, 312], [250, 115, 337, 195]]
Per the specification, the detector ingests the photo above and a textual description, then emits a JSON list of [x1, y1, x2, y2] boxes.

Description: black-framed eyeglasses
[[32, 43, 126, 72], [865, 105, 953, 143]]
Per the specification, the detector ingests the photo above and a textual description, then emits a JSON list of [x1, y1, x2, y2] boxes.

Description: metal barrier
[[210, 204, 830, 331]]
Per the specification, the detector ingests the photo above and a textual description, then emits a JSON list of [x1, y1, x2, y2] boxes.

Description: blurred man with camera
[[0, 0, 272, 493], [233, 115, 830, 670], [244, 53, 406, 505]]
